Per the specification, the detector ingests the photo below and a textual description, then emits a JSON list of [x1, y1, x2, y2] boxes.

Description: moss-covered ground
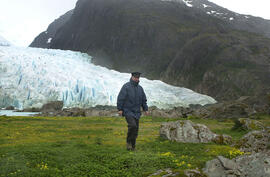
[[0, 115, 269, 177]]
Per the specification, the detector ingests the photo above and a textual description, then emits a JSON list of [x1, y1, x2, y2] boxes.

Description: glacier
[[0, 35, 11, 46], [0, 46, 216, 110]]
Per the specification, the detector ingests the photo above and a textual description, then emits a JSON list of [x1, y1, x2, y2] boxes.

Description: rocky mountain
[[30, 0, 270, 101], [176, 0, 270, 38], [30, 10, 73, 48]]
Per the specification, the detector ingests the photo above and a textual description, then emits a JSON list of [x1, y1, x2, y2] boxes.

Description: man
[[117, 72, 148, 151]]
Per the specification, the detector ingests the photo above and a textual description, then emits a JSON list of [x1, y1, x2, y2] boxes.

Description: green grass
[[0, 115, 269, 177]]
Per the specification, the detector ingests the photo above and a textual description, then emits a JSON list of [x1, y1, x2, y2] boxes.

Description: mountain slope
[[30, 10, 73, 48], [30, 0, 270, 101]]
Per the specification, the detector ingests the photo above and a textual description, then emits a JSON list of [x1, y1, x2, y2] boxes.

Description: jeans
[[125, 116, 139, 148]]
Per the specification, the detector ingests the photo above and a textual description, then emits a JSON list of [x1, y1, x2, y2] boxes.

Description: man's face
[[132, 76, 140, 83]]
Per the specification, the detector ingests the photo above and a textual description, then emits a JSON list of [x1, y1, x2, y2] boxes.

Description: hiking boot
[[126, 143, 132, 151]]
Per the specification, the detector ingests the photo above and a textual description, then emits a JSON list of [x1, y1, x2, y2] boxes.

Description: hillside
[[30, 0, 270, 101]]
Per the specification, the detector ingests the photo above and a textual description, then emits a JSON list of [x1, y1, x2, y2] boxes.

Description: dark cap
[[131, 72, 141, 78]]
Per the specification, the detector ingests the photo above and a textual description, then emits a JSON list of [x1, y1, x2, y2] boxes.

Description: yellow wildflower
[[160, 152, 174, 157]]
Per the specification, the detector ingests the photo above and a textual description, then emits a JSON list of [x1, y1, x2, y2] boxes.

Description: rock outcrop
[[235, 130, 270, 153], [5, 106, 15, 110], [203, 152, 270, 177], [232, 118, 265, 131], [160, 120, 232, 144], [38, 105, 118, 117], [192, 95, 270, 119], [41, 101, 64, 112], [149, 106, 192, 118]]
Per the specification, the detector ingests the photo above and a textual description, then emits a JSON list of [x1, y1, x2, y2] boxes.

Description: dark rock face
[[30, 0, 270, 101], [30, 10, 73, 48], [190, 0, 270, 38]]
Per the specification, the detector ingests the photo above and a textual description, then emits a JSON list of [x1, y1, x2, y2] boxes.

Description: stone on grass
[[203, 152, 270, 177], [233, 118, 265, 131], [160, 120, 232, 144], [236, 130, 270, 153]]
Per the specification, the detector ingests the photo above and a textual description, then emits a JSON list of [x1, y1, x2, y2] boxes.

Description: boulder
[[205, 102, 252, 119], [149, 106, 192, 118], [232, 118, 265, 131], [160, 120, 232, 144], [22, 107, 41, 112], [184, 169, 206, 177], [38, 105, 118, 117], [5, 106, 15, 110], [147, 168, 180, 177], [203, 152, 270, 177], [235, 130, 270, 153], [41, 101, 63, 112], [212, 134, 233, 145], [191, 94, 270, 119]]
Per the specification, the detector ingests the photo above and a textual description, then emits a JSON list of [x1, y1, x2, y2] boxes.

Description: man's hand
[[144, 111, 149, 116], [118, 110, 123, 116]]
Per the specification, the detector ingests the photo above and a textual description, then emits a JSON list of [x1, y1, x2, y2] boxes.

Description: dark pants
[[125, 116, 139, 148]]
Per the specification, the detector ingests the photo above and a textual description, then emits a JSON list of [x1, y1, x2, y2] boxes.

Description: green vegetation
[[0, 116, 269, 177]]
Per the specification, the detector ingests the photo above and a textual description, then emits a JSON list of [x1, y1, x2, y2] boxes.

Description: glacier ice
[[0, 35, 11, 46], [0, 46, 216, 110]]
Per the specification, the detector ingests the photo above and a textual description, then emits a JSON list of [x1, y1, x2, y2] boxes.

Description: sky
[[209, 0, 270, 19], [0, 0, 77, 46], [0, 0, 269, 47]]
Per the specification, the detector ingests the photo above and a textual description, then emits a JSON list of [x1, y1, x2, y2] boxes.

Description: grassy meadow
[[0, 115, 269, 177]]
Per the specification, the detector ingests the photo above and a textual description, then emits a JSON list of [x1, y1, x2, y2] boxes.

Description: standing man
[[117, 72, 148, 151]]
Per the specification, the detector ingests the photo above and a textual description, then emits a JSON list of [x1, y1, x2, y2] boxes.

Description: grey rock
[[217, 156, 238, 170], [203, 159, 227, 177], [160, 120, 232, 144], [203, 152, 270, 177], [212, 134, 233, 145], [184, 169, 206, 177], [233, 118, 265, 131], [147, 168, 180, 177], [5, 106, 15, 110], [41, 101, 63, 112], [236, 130, 270, 153]]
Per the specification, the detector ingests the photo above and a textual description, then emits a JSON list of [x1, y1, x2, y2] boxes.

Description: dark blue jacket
[[117, 78, 148, 119]]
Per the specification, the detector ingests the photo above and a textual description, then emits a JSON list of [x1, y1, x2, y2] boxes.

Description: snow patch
[[182, 0, 193, 7], [202, 4, 210, 8], [160, 0, 193, 7], [229, 17, 234, 21], [47, 38, 52, 44], [0, 46, 216, 110]]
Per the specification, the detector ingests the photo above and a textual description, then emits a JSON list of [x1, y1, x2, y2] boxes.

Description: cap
[[131, 72, 141, 78]]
